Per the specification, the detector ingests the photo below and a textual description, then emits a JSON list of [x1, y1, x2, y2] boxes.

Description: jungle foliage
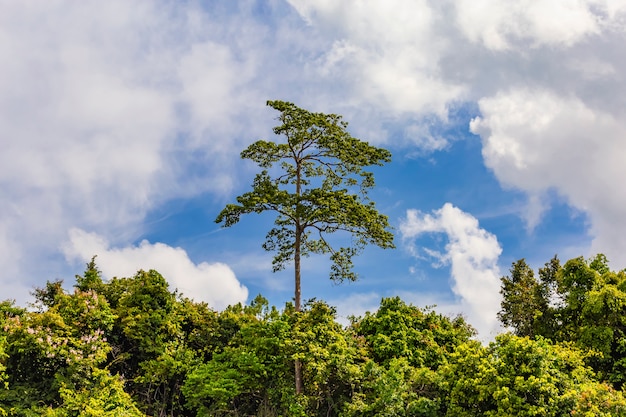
[[2, 254, 626, 416]]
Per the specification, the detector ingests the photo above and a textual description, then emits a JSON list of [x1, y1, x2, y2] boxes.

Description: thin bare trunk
[[295, 226, 301, 312], [294, 159, 303, 395], [294, 225, 303, 394], [294, 358, 303, 395]]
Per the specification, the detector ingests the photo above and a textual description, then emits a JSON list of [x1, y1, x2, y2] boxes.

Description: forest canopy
[[2, 254, 626, 416]]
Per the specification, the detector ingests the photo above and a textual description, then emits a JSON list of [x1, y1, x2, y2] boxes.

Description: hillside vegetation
[[2, 255, 626, 416]]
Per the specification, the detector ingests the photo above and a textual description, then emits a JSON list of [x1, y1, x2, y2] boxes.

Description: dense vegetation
[[2, 254, 626, 416]]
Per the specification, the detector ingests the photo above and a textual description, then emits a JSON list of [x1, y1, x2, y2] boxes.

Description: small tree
[[498, 259, 544, 337], [216, 100, 395, 393]]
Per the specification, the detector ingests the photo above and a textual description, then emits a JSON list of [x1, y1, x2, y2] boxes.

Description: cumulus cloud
[[400, 203, 502, 339], [455, 0, 606, 50], [471, 89, 626, 265], [285, 0, 626, 267], [0, 1, 278, 298], [286, 0, 626, 159], [3, 0, 626, 310], [63, 228, 248, 310], [287, 0, 467, 143]]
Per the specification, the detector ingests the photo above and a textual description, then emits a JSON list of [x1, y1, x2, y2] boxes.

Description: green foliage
[[45, 369, 145, 417], [32, 280, 65, 309], [341, 299, 473, 417], [342, 358, 442, 417], [442, 335, 626, 416], [0, 264, 193, 417], [115, 270, 176, 356], [183, 298, 295, 416], [216, 101, 394, 307], [498, 259, 548, 337], [292, 301, 362, 416], [74, 256, 105, 293], [5, 255, 626, 415], [570, 381, 626, 416], [352, 297, 474, 369], [499, 253, 626, 388], [1, 286, 127, 416], [183, 299, 362, 417], [133, 341, 196, 416], [102, 269, 201, 416], [0, 301, 21, 417]]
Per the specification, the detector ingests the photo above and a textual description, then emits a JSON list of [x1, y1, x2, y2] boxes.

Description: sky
[[1, 0, 626, 340]]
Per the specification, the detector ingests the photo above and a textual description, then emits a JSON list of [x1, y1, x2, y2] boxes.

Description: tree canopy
[[499, 253, 626, 389], [2, 255, 626, 416], [216, 100, 394, 312]]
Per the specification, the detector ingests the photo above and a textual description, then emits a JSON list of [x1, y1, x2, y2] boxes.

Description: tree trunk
[[294, 224, 303, 394], [294, 358, 303, 395], [294, 157, 304, 395], [294, 226, 301, 312]]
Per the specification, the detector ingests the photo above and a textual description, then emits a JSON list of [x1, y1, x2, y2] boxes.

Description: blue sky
[[1, 1, 625, 338]]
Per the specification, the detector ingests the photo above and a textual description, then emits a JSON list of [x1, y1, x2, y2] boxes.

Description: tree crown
[[216, 100, 394, 282]]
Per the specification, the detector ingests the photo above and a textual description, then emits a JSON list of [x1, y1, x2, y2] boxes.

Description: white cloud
[[471, 88, 626, 265], [455, 0, 606, 50], [2, 0, 626, 312], [0, 1, 273, 298], [0, 2, 176, 225], [287, 0, 626, 146], [63, 228, 248, 310], [400, 203, 503, 339], [277, 3, 626, 257], [287, 0, 467, 137]]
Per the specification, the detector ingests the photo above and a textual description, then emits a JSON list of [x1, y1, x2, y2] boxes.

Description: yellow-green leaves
[[442, 335, 626, 416]]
